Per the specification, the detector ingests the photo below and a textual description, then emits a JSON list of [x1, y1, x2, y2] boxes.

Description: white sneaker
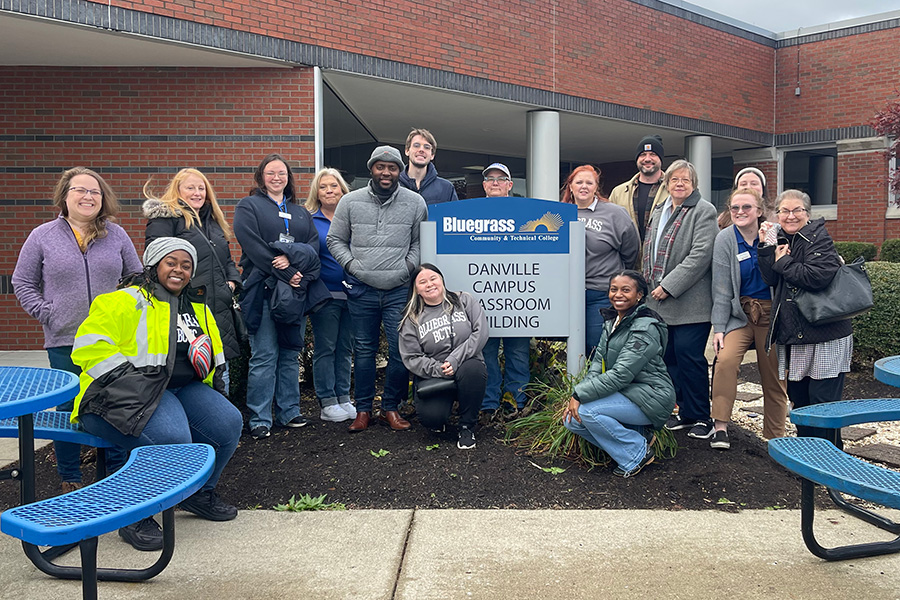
[[338, 402, 357, 419], [320, 405, 351, 422]]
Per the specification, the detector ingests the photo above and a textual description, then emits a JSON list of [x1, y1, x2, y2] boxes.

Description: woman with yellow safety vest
[[72, 237, 242, 552]]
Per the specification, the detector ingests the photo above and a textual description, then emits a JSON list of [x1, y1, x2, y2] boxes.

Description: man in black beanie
[[609, 134, 668, 244]]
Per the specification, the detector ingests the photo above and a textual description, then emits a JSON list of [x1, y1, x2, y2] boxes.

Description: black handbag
[[793, 257, 873, 324], [415, 377, 458, 399]]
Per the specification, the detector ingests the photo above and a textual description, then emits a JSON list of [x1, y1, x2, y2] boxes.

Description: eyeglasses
[[410, 142, 433, 151], [729, 204, 755, 214], [777, 207, 808, 216], [668, 177, 692, 185], [264, 171, 288, 178], [68, 186, 102, 198], [484, 176, 510, 183]]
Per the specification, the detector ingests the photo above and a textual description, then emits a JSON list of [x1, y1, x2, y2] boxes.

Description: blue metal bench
[[1, 443, 214, 600], [0, 410, 114, 448], [769, 398, 900, 561], [0, 410, 114, 482]]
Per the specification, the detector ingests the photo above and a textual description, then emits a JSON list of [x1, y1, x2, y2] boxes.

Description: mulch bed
[[1, 367, 896, 512]]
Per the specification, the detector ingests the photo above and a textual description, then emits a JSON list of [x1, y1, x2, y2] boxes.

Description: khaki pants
[[710, 299, 788, 439]]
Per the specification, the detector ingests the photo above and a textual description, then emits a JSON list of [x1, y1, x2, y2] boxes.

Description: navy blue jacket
[[399, 163, 458, 206]]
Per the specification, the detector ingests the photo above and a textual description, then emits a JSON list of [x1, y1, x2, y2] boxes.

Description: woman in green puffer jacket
[[564, 270, 676, 478]]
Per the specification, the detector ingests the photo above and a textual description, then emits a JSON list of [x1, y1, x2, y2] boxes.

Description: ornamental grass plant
[[506, 341, 677, 469]]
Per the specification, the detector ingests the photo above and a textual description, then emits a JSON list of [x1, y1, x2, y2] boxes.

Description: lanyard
[[276, 199, 290, 235]]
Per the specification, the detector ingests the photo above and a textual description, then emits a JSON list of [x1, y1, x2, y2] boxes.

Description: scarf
[[643, 202, 692, 286]]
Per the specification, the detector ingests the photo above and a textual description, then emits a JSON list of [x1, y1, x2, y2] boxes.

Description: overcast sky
[[678, 0, 900, 32]]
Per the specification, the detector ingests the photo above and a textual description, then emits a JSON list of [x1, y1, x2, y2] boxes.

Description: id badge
[[279, 233, 295, 243]]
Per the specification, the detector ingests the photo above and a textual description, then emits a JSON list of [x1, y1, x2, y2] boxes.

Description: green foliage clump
[[852, 262, 900, 368], [833, 241, 877, 263], [274, 494, 346, 512], [879, 239, 900, 263]]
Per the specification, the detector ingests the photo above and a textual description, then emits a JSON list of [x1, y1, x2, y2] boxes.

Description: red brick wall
[[831, 150, 889, 243], [104, 0, 775, 132], [776, 29, 900, 134], [0, 66, 315, 350]]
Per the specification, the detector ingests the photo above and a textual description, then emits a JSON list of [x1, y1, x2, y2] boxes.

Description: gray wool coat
[[642, 190, 717, 326]]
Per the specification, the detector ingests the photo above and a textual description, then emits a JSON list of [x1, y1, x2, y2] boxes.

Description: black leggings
[[787, 373, 846, 448], [415, 358, 486, 430]]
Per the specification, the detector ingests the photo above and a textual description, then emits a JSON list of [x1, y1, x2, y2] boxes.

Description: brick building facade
[[0, 0, 898, 349]]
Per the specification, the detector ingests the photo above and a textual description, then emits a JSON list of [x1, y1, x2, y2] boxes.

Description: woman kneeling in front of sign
[[563, 270, 675, 477], [399, 264, 488, 449]]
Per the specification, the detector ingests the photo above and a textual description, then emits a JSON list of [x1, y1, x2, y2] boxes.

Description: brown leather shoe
[[61, 481, 83, 494], [348, 411, 371, 433], [381, 410, 411, 431]]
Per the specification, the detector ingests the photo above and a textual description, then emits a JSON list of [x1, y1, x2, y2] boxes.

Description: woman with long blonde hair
[[143, 168, 242, 393]]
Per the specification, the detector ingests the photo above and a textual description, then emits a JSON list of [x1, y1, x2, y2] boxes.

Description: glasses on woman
[[69, 186, 102, 198], [729, 204, 755, 213], [777, 207, 808, 216]]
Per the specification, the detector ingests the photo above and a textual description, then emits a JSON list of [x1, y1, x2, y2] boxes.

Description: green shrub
[[852, 262, 900, 368], [833, 241, 877, 263], [879, 239, 900, 263]]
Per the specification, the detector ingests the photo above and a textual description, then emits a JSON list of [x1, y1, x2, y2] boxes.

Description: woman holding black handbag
[[758, 189, 852, 445], [399, 264, 488, 449], [144, 168, 243, 395]]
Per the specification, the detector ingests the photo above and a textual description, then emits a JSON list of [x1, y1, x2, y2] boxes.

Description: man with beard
[[327, 146, 428, 433], [609, 135, 668, 242], [399, 128, 459, 205]]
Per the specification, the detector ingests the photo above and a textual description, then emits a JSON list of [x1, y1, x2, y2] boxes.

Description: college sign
[[422, 197, 586, 372]]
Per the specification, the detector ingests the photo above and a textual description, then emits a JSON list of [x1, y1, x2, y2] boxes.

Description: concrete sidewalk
[[3, 352, 900, 599], [2, 509, 900, 599]]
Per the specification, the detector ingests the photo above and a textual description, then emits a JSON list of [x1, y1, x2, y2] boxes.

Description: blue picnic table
[[768, 355, 900, 560], [0, 366, 79, 505]]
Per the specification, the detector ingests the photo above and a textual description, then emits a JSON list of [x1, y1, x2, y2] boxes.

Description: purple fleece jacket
[[12, 217, 143, 348]]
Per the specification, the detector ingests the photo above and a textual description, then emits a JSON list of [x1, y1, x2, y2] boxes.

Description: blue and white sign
[[429, 198, 577, 254], [422, 197, 585, 372]]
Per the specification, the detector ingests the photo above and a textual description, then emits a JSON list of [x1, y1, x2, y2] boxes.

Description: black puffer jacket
[[758, 217, 852, 350], [144, 199, 242, 360]]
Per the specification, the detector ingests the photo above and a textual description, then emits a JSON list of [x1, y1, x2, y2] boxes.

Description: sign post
[[422, 198, 585, 377]]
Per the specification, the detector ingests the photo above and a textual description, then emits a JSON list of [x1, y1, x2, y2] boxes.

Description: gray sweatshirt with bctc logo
[[398, 292, 488, 379]]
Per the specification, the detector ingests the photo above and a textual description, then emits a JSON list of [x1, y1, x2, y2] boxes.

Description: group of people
[[560, 136, 851, 478], [11, 128, 854, 541]]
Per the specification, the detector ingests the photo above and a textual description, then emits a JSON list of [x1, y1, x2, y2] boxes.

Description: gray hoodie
[[326, 182, 427, 290], [399, 292, 488, 379]]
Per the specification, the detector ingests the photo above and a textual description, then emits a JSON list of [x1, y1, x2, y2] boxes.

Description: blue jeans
[[309, 298, 353, 407], [481, 337, 530, 410], [664, 322, 711, 423], [246, 302, 303, 429], [585, 288, 611, 360], [564, 391, 652, 471], [80, 381, 242, 491], [47, 346, 127, 482], [347, 285, 409, 413]]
